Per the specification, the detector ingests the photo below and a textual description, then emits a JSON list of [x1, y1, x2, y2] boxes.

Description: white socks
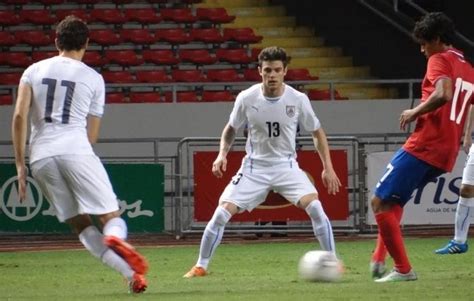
[[196, 206, 232, 270], [454, 197, 474, 244], [305, 200, 336, 253], [103, 217, 128, 240], [79, 225, 134, 280]]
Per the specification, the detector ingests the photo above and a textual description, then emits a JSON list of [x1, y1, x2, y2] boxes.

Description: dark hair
[[55, 16, 89, 51], [412, 12, 455, 45], [258, 46, 291, 67]]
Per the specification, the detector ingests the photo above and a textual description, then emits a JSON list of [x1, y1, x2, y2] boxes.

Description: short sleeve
[[88, 74, 105, 117], [228, 92, 246, 129], [426, 54, 452, 84], [299, 95, 321, 132], [20, 64, 36, 86]]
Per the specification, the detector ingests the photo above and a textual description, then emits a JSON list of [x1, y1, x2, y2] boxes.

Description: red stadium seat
[[171, 69, 207, 82], [0, 73, 22, 85], [120, 29, 156, 44], [202, 90, 235, 102], [307, 89, 347, 101], [130, 92, 161, 103], [164, 91, 198, 102], [2, 52, 32, 67], [223, 28, 263, 44], [251, 47, 262, 61], [160, 8, 197, 23], [106, 92, 126, 104], [83, 51, 108, 67], [56, 9, 91, 22], [285, 69, 319, 81], [89, 30, 122, 46], [124, 8, 162, 24], [90, 9, 127, 24], [135, 70, 171, 83], [0, 11, 23, 26], [20, 10, 58, 25], [196, 8, 235, 24], [32, 51, 57, 62], [189, 28, 225, 44], [15, 30, 52, 46], [0, 94, 13, 105], [216, 48, 253, 64], [105, 50, 144, 66], [179, 49, 217, 65], [155, 28, 192, 44], [102, 71, 135, 83], [207, 69, 242, 82], [243, 68, 261, 81], [0, 32, 17, 47], [142, 50, 180, 65]]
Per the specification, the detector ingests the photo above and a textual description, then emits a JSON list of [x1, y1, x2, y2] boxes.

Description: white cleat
[[374, 269, 417, 283]]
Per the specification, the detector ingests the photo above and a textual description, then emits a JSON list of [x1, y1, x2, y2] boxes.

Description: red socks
[[371, 205, 403, 262]]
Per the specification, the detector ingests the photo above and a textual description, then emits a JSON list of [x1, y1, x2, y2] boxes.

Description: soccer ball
[[298, 250, 343, 282]]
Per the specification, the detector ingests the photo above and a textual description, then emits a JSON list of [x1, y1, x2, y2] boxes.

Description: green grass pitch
[[0, 237, 472, 300]]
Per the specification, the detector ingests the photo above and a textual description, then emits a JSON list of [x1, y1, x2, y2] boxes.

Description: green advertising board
[[0, 163, 164, 233]]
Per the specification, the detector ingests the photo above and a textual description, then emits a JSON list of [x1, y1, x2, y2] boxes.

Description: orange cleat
[[104, 235, 148, 275], [183, 266, 207, 278], [129, 273, 147, 294]]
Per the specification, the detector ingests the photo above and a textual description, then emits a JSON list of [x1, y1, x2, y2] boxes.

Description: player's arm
[[212, 123, 236, 178], [463, 104, 474, 153], [87, 115, 101, 144], [312, 128, 341, 195], [11, 82, 32, 201], [400, 77, 453, 130]]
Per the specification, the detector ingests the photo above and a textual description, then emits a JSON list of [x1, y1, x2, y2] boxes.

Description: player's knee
[[298, 193, 319, 209], [97, 210, 121, 227], [66, 214, 93, 234], [210, 206, 232, 227], [460, 184, 474, 198]]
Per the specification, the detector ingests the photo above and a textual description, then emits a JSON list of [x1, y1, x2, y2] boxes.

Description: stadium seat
[[196, 8, 236, 24], [106, 92, 126, 104], [0, 11, 23, 27], [130, 92, 161, 103], [207, 69, 242, 82], [307, 89, 347, 101], [223, 28, 263, 44], [105, 50, 144, 66], [111, 0, 134, 4], [216, 48, 253, 64], [179, 49, 217, 65], [142, 49, 180, 65], [89, 29, 122, 46], [0, 32, 17, 47], [135, 70, 171, 83], [32, 51, 57, 62], [285, 69, 319, 81], [202, 90, 235, 102], [37, 0, 65, 4], [102, 71, 135, 83], [155, 28, 192, 44], [0, 73, 22, 85], [0, 94, 13, 105], [243, 68, 261, 81], [20, 10, 58, 25], [15, 30, 52, 46], [189, 28, 225, 44], [160, 8, 197, 23], [56, 9, 91, 22], [172, 69, 207, 82], [2, 52, 32, 67], [124, 8, 162, 24], [83, 51, 108, 67], [90, 9, 127, 24], [251, 47, 262, 61], [120, 29, 156, 44], [164, 91, 198, 102]]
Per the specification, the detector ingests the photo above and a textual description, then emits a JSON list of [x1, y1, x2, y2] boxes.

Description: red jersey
[[404, 49, 474, 172]]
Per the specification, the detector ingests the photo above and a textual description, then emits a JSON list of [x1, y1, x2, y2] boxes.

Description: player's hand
[[16, 165, 28, 202], [212, 155, 227, 178], [399, 109, 417, 131], [463, 135, 472, 154], [321, 169, 341, 195]]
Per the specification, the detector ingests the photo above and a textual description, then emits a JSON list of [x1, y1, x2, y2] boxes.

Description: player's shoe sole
[[104, 235, 148, 275], [129, 273, 147, 294], [183, 266, 207, 278], [374, 269, 417, 282], [435, 240, 468, 254]]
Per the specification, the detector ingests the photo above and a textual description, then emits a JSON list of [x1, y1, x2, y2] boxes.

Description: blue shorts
[[374, 149, 445, 206]]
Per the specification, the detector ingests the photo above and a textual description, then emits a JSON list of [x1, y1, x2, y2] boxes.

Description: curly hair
[[55, 16, 89, 51], [258, 46, 291, 67], [412, 12, 455, 45]]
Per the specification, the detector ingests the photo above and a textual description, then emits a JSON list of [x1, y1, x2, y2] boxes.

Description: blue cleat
[[435, 240, 468, 254]]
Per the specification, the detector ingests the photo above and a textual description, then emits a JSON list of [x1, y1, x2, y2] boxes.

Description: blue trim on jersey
[[374, 149, 444, 206]]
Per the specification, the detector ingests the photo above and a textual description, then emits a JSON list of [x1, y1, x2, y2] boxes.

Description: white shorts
[[219, 159, 317, 212], [31, 154, 119, 222], [462, 146, 474, 185]]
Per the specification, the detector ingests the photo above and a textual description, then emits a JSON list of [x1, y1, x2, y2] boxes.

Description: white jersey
[[229, 83, 321, 164], [20, 56, 105, 163]]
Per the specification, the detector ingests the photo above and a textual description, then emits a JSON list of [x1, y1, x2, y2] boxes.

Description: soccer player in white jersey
[[11, 16, 148, 293], [183, 46, 342, 278]]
